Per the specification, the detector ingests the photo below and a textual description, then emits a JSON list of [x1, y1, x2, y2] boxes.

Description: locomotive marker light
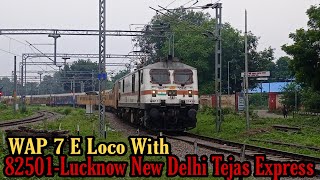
[[152, 90, 157, 97]]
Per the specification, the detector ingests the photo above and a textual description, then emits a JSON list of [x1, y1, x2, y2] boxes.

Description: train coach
[[1, 93, 86, 106]]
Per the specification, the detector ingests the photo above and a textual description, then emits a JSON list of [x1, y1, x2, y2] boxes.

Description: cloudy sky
[[0, 0, 318, 78]]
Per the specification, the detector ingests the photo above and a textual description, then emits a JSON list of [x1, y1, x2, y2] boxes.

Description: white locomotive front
[[116, 58, 199, 131]]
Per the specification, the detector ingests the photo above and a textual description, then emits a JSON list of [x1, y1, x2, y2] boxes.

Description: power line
[[0, 48, 22, 57], [3, 35, 29, 46], [165, 0, 178, 8]]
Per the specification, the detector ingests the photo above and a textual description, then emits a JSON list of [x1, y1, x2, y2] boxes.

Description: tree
[[282, 5, 320, 91], [59, 59, 99, 93], [25, 82, 39, 95], [270, 56, 292, 81], [0, 78, 13, 96], [111, 69, 130, 83], [280, 83, 301, 110], [135, 9, 275, 94], [301, 87, 320, 112]]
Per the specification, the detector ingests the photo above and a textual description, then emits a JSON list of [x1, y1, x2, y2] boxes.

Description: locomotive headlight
[[188, 90, 193, 97], [152, 90, 157, 97]]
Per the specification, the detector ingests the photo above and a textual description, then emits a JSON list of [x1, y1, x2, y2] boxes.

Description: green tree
[[280, 83, 301, 110], [282, 5, 320, 90], [275, 56, 292, 79], [111, 69, 130, 83], [269, 56, 293, 81], [59, 59, 99, 93], [301, 87, 320, 112], [0, 77, 13, 96], [135, 9, 275, 94]]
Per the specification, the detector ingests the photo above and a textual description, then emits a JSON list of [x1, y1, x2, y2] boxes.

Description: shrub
[[249, 93, 268, 109], [280, 82, 301, 110], [200, 106, 215, 115], [301, 88, 320, 112], [223, 107, 236, 115], [0, 103, 8, 110], [63, 108, 72, 115]]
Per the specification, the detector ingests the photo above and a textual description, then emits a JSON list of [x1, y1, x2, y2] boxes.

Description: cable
[[0, 48, 22, 57], [3, 35, 29, 46], [165, 0, 178, 8], [26, 42, 57, 70], [150, 6, 203, 32], [182, 0, 194, 7]]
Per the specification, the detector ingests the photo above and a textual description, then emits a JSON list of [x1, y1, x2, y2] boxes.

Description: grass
[[0, 107, 230, 180], [0, 103, 39, 121], [190, 108, 320, 157]]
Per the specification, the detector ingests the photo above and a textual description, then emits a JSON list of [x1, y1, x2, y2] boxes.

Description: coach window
[[132, 74, 135, 92], [122, 79, 125, 92]]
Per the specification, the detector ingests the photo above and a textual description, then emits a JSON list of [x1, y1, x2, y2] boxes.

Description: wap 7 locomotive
[[113, 58, 199, 131]]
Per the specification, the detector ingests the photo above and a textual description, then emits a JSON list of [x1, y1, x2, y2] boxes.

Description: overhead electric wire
[[3, 35, 29, 46], [0, 48, 22, 57], [150, 6, 204, 33], [27, 46, 51, 71], [165, 0, 178, 8]]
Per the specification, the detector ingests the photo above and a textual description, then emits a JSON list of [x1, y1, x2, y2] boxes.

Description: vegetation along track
[[0, 111, 57, 128], [165, 132, 320, 174]]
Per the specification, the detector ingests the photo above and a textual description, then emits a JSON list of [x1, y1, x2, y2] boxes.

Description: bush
[[200, 106, 235, 115], [223, 107, 236, 115], [20, 105, 27, 113], [200, 106, 215, 115], [63, 108, 72, 115], [0, 103, 8, 110], [280, 83, 301, 110], [249, 93, 268, 108], [301, 88, 320, 112]]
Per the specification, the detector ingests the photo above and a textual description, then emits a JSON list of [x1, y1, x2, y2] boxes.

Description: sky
[[0, 0, 319, 78]]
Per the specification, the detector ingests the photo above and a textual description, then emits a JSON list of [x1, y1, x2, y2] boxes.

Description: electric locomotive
[[114, 57, 199, 131]]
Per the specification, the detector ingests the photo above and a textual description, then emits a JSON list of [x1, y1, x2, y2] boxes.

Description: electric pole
[[73, 76, 76, 108], [215, 3, 223, 132], [244, 10, 250, 129], [13, 56, 17, 112], [98, 0, 107, 137]]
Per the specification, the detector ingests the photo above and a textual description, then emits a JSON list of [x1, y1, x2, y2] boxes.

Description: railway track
[[0, 111, 57, 128], [165, 132, 320, 174]]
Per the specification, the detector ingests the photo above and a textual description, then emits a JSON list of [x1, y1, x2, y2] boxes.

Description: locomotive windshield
[[174, 69, 193, 85], [150, 69, 170, 84]]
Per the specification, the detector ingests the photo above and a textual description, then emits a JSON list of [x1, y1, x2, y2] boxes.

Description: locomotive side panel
[[118, 71, 139, 108]]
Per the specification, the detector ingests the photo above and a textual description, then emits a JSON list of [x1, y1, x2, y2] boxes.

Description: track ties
[[164, 132, 320, 173], [0, 111, 56, 128]]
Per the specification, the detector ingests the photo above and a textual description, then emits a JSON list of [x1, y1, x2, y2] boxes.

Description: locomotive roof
[[142, 61, 196, 70]]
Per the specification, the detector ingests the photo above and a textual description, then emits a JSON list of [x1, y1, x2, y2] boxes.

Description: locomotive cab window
[[150, 69, 170, 84], [173, 69, 193, 85]]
